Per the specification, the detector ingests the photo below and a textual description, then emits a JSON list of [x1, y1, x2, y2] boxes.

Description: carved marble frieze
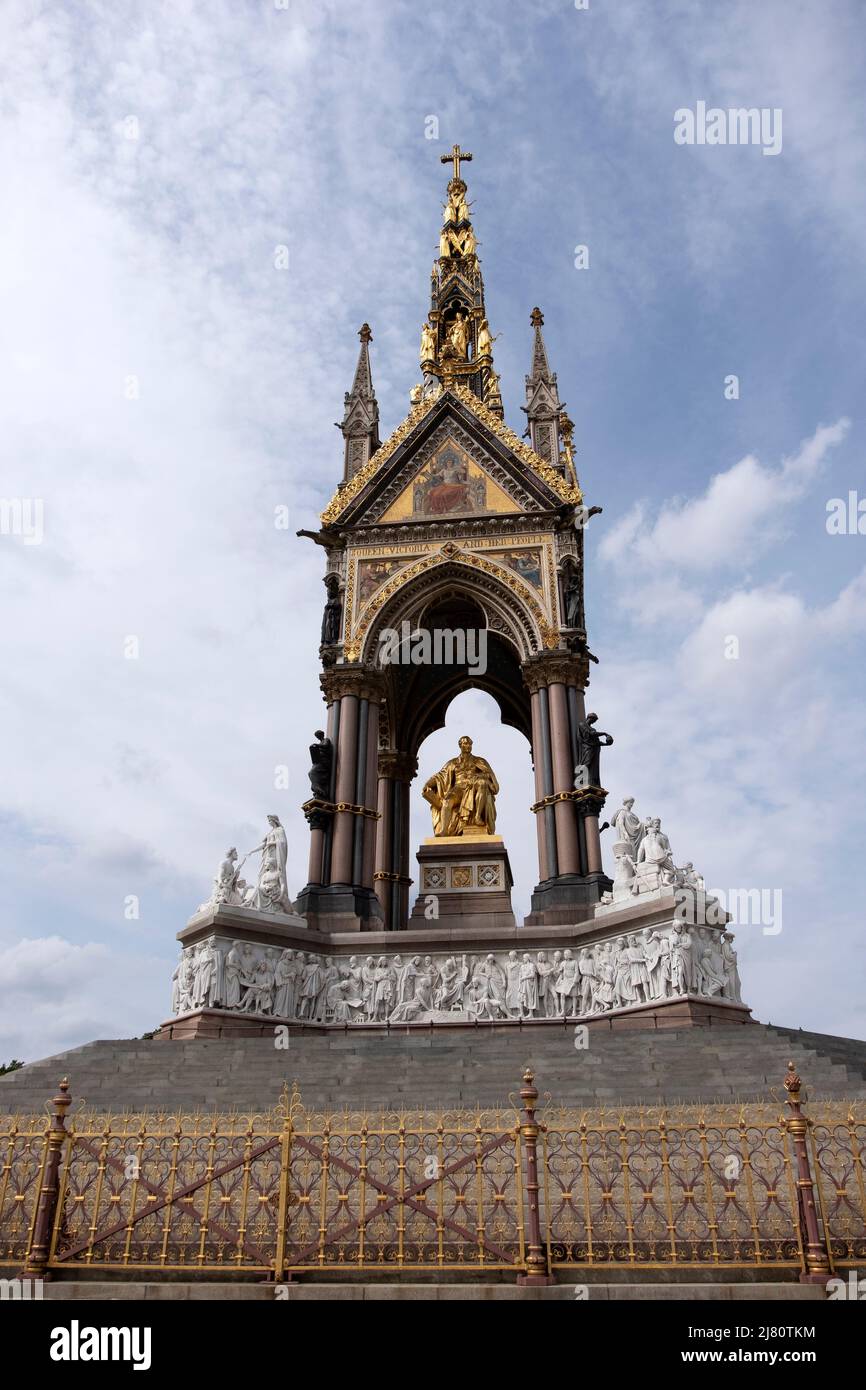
[[170, 920, 744, 1027]]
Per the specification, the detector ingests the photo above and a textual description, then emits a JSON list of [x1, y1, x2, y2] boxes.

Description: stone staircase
[[2, 1023, 865, 1113]]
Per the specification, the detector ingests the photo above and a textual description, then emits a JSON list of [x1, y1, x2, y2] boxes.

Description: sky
[[1, 0, 864, 1062]]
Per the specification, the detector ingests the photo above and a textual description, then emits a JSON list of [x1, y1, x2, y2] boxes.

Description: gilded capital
[[320, 666, 387, 705]]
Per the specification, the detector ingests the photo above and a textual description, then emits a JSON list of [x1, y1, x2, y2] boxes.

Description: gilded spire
[[423, 148, 502, 416]]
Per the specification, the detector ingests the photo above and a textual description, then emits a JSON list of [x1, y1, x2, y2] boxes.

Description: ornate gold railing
[[1, 1066, 863, 1283]]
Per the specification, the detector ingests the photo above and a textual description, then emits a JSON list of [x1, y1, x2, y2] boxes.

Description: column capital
[[378, 749, 418, 782], [521, 651, 587, 693], [320, 664, 387, 704], [573, 787, 608, 818]]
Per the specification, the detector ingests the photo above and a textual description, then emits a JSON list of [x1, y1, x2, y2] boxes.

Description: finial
[[530, 307, 544, 327], [784, 1060, 801, 1093], [358, 323, 372, 343], [440, 143, 473, 181]]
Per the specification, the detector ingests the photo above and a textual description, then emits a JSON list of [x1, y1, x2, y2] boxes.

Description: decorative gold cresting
[[320, 394, 438, 525], [320, 387, 581, 526], [453, 387, 583, 505]]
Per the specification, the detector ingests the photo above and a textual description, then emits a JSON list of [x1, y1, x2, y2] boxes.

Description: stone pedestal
[[293, 882, 384, 933], [407, 834, 516, 931], [161, 879, 752, 1038], [524, 873, 610, 926]]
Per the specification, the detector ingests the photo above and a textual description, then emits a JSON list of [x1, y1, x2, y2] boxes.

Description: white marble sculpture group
[[199, 817, 294, 916], [603, 797, 705, 905], [171, 924, 742, 1025]]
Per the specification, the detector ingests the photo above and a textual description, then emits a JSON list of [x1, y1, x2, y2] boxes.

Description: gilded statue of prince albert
[[422, 735, 498, 837]]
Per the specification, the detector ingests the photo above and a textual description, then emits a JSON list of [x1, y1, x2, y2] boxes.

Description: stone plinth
[[162, 882, 752, 1039], [179, 903, 310, 951], [407, 834, 516, 931]]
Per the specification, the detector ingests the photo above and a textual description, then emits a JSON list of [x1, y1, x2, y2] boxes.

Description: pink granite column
[[395, 778, 412, 928], [361, 700, 380, 889], [584, 812, 604, 874], [330, 694, 358, 884], [307, 824, 325, 885], [548, 680, 580, 875], [374, 770, 392, 914], [530, 689, 550, 882]]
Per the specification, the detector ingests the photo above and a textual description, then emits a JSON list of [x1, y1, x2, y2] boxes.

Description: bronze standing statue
[[575, 713, 613, 789]]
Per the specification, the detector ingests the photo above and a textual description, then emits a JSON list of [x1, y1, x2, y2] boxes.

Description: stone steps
[[1, 1023, 865, 1113], [37, 1280, 826, 1302]]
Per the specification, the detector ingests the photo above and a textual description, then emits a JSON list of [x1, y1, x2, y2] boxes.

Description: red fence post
[[784, 1062, 832, 1284], [517, 1068, 554, 1286], [22, 1077, 71, 1280]]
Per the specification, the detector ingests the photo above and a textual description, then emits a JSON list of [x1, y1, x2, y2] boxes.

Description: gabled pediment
[[320, 386, 581, 528]]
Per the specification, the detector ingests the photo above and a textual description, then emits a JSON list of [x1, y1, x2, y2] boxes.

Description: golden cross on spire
[[441, 143, 473, 181]]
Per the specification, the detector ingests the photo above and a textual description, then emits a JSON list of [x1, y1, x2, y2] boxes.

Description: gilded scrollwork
[[320, 384, 582, 528], [321, 396, 435, 525]]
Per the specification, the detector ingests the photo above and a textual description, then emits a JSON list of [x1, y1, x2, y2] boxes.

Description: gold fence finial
[[784, 1060, 801, 1094]]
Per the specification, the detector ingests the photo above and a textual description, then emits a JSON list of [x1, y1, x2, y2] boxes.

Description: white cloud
[[599, 419, 850, 575], [0, 937, 168, 1063]]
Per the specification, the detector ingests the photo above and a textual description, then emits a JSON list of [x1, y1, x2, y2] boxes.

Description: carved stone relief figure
[[273, 949, 299, 1019], [721, 932, 742, 1002], [518, 954, 538, 1018], [172, 922, 743, 1025], [555, 949, 580, 1018]]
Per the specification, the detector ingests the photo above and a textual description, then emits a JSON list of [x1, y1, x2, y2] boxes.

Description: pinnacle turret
[[523, 307, 565, 468], [339, 323, 380, 482]]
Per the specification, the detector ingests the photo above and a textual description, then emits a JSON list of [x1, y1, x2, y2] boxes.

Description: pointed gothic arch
[[360, 552, 546, 668]]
